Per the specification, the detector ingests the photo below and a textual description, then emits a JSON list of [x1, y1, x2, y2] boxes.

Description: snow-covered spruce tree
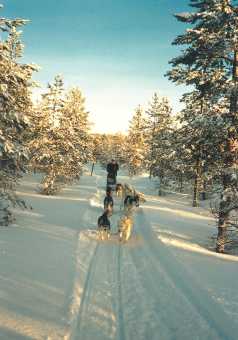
[[91, 133, 127, 170], [170, 127, 194, 194], [174, 93, 228, 206], [0, 8, 37, 224], [62, 87, 92, 177], [109, 133, 128, 166], [126, 106, 147, 176], [94, 134, 111, 168], [145, 93, 173, 194], [29, 75, 65, 194], [91, 133, 104, 162], [167, 0, 238, 252], [30, 78, 91, 194]]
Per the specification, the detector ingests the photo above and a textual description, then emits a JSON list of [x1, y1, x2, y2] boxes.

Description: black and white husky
[[97, 210, 111, 240], [104, 195, 113, 216]]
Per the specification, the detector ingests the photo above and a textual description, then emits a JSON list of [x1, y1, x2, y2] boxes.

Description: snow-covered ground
[[0, 165, 238, 340]]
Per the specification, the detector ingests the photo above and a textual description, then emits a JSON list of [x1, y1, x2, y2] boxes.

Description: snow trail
[[65, 172, 120, 340], [116, 244, 126, 340], [132, 209, 237, 339], [1, 168, 238, 339], [68, 168, 238, 340]]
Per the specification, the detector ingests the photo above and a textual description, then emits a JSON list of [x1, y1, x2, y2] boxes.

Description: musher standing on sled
[[106, 159, 119, 187]]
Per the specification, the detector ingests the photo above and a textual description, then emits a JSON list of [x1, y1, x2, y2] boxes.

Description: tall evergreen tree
[[174, 93, 227, 206], [168, 0, 238, 252], [29, 76, 65, 194], [126, 106, 147, 176], [0, 6, 37, 224], [145, 93, 173, 193], [30, 78, 91, 194], [63, 87, 92, 171]]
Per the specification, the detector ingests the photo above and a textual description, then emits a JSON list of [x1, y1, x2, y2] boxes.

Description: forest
[[1, 0, 238, 255]]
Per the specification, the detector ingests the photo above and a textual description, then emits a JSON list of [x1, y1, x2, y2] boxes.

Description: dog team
[[97, 159, 146, 242]]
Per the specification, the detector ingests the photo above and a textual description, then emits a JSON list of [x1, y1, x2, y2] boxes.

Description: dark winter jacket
[[104, 195, 114, 209], [107, 162, 119, 176], [98, 213, 111, 229]]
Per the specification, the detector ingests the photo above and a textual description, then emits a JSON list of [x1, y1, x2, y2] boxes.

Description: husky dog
[[136, 192, 146, 204], [97, 210, 111, 240], [124, 194, 139, 212], [120, 183, 134, 209], [115, 183, 123, 197], [118, 213, 134, 242], [104, 188, 114, 215], [123, 190, 146, 212]]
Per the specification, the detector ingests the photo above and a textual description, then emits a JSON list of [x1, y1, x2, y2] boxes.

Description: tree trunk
[[91, 163, 95, 176], [216, 172, 232, 253], [192, 158, 201, 207], [158, 173, 164, 196], [200, 179, 207, 201], [0, 197, 11, 226], [216, 197, 230, 253], [179, 172, 183, 193]]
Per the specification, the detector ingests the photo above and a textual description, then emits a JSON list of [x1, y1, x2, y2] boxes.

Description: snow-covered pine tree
[[0, 6, 37, 224], [145, 93, 173, 194], [170, 126, 194, 194], [29, 76, 65, 193], [174, 92, 228, 206], [94, 134, 111, 168], [167, 0, 238, 252], [109, 133, 127, 167], [30, 78, 91, 194], [126, 105, 147, 176], [62, 87, 92, 177], [91, 133, 127, 170]]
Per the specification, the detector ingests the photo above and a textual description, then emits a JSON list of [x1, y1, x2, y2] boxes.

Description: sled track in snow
[[135, 209, 238, 340], [71, 239, 127, 340], [73, 243, 100, 340], [116, 244, 126, 340]]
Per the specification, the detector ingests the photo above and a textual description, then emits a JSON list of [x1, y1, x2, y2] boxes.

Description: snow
[[0, 166, 238, 339]]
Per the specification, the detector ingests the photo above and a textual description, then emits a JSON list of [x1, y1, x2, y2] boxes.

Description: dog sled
[[107, 174, 117, 191]]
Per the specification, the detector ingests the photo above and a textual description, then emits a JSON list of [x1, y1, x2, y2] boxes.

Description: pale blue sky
[[2, 0, 189, 132]]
